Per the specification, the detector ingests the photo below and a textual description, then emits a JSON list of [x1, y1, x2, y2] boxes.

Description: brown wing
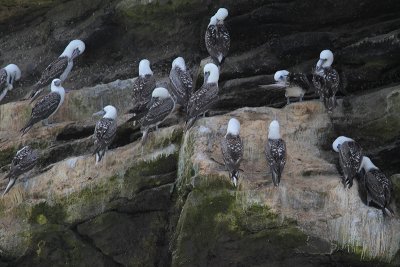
[[365, 169, 392, 209], [169, 66, 193, 106], [141, 97, 174, 128], [94, 118, 117, 154], [221, 134, 243, 172], [187, 82, 219, 119], [36, 57, 69, 88]]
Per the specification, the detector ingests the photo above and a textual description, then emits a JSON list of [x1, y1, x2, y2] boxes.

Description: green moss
[[0, 146, 17, 167], [173, 189, 309, 266], [29, 202, 66, 225]]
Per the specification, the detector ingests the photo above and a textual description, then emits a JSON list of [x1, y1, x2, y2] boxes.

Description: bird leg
[[299, 94, 304, 102], [286, 97, 290, 105]]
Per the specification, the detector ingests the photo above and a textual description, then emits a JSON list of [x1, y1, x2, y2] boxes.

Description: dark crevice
[[70, 225, 124, 267], [56, 123, 95, 141]]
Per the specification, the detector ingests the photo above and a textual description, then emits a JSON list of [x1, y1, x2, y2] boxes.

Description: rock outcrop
[[1, 0, 400, 266]]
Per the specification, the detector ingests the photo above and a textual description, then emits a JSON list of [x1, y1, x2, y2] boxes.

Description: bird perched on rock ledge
[[185, 63, 220, 131], [265, 120, 286, 187], [93, 105, 118, 163], [21, 79, 66, 136], [332, 136, 363, 189], [205, 8, 230, 65], [358, 156, 394, 217], [273, 70, 310, 105], [3, 146, 38, 196], [29, 39, 85, 102], [312, 49, 340, 112], [221, 118, 243, 187]]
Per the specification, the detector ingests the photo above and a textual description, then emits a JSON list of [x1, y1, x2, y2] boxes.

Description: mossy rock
[[172, 189, 308, 266]]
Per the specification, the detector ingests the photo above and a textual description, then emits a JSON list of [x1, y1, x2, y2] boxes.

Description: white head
[[172, 57, 186, 71], [4, 64, 21, 87], [274, 70, 289, 85], [215, 8, 228, 21], [332, 136, 354, 152], [60, 39, 85, 59], [316, 49, 334, 70], [103, 105, 117, 119], [139, 59, 153, 76], [359, 156, 378, 172], [51, 79, 63, 92], [203, 63, 219, 84], [227, 118, 240, 136], [152, 87, 170, 99], [268, 120, 281, 139], [93, 105, 117, 120]]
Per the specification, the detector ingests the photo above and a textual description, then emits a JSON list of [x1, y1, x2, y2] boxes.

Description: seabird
[[274, 70, 310, 104], [332, 136, 363, 189], [29, 39, 85, 102], [185, 63, 219, 131], [0, 64, 22, 103], [20, 79, 65, 135], [169, 57, 193, 110], [221, 118, 243, 187], [358, 156, 394, 216], [312, 49, 340, 112], [141, 87, 175, 144], [128, 59, 156, 123], [3, 146, 38, 196], [92, 105, 118, 163], [265, 120, 286, 187], [205, 8, 230, 64]]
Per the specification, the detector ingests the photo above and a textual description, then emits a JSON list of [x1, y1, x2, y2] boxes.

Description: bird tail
[[324, 96, 337, 113], [20, 122, 33, 136], [271, 170, 280, 187], [184, 117, 197, 132], [141, 129, 149, 145], [230, 170, 239, 187], [383, 206, 395, 218], [95, 150, 106, 163], [2, 178, 16, 197], [29, 83, 43, 103]]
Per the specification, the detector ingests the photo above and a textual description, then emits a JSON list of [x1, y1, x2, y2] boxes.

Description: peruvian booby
[[265, 120, 286, 187], [274, 70, 311, 104], [312, 49, 340, 112], [29, 39, 85, 102], [205, 8, 230, 64], [332, 136, 363, 189], [169, 57, 193, 110], [93, 105, 117, 163], [141, 87, 175, 144], [0, 64, 22, 103], [128, 59, 156, 122], [359, 156, 394, 216], [185, 63, 219, 131], [21, 79, 65, 135], [3, 146, 38, 196], [221, 118, 243, 187]]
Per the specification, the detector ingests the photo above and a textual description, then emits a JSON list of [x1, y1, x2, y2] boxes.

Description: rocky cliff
[[1, 0, 400, 266]]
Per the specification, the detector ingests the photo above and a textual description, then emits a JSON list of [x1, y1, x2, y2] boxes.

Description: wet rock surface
[[0, 0, 400, 266]]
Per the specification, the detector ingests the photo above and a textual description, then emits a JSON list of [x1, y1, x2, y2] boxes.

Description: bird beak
[[71, 48, 80, 60], [93, 110, 106, 117], [316, 59, 325, 71]]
